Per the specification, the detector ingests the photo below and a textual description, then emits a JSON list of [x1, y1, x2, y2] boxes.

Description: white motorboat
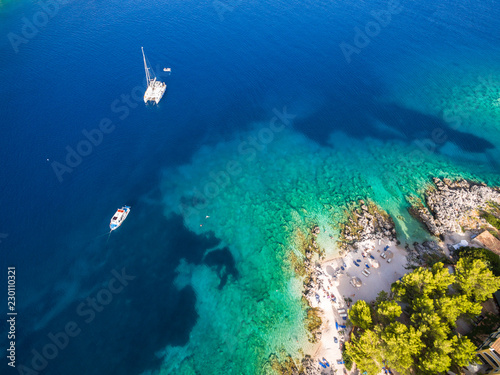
[[110, 206, 131, 231]]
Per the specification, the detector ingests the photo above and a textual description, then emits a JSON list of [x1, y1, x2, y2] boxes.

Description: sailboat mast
[[142, 47, 151, 84]]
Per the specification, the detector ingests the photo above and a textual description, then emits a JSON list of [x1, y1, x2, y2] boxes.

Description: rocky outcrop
[[289, 226, 325, 344], [405, 240, 449, 266], [339, 200, 397, 250], [301, 260, 324, 343], [301, 356, 322, 375], [409, 178, 500, 236]]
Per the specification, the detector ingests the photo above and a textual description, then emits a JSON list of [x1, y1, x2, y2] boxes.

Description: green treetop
[[376, 300, 402, 324], [417, 342, 453, 374], [344, 329, 382, 375], [381, 322, 423, 374], [346, 259, 499, 375], [450, 335, 477, 367], [392, 262, 454, 302], [348, 300, 373, 330], [455, 257, 500, 302]]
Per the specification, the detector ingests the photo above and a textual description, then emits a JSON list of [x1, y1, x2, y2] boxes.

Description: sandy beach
[[307, 228, 493, 374], [307, 239, 410, 374]]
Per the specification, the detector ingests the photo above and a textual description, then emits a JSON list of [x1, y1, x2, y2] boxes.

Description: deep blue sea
[[1, 0, 500, 373]]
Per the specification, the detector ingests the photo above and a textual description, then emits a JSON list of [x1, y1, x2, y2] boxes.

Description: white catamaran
[[142, 47, 166, 104]]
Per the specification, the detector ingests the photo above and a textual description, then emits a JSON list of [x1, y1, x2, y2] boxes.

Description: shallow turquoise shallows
[[1, 0, 499, 373]]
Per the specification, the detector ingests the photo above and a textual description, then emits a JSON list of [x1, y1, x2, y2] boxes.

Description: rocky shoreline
[[277, 178, 500, 374], [288, 226, 326, 343], [270, 226, 326, 374], [291, 202, 399, 375], [405, 240, 448, 267], [338, 200, 397, 254], [409, 177, 500, 237], [303, 226, 326, 343]]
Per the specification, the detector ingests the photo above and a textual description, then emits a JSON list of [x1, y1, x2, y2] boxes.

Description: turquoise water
[[158, 124, 500, 372], [1, 0, 500, 373]]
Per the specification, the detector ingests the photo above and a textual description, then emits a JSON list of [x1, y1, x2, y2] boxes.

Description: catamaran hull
[[144, 82, 166, 104], [142, 47, 167, 104]]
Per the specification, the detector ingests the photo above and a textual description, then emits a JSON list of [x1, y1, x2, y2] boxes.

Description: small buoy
[[46, 158, 50, 161], [206, 215, 210, 219]]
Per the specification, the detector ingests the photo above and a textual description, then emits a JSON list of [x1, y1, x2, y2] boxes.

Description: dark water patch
[[204, 247, 239, 289], [14, 209, 220, 375], [292, 64, 384, 146], [293, 67, 494, 155], [373, 103, 495, 153]]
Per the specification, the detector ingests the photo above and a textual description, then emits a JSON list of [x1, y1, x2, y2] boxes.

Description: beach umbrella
[[386, 250, 394, 259], [350, 277, 362, 287], [371, 260, 380, 268]]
